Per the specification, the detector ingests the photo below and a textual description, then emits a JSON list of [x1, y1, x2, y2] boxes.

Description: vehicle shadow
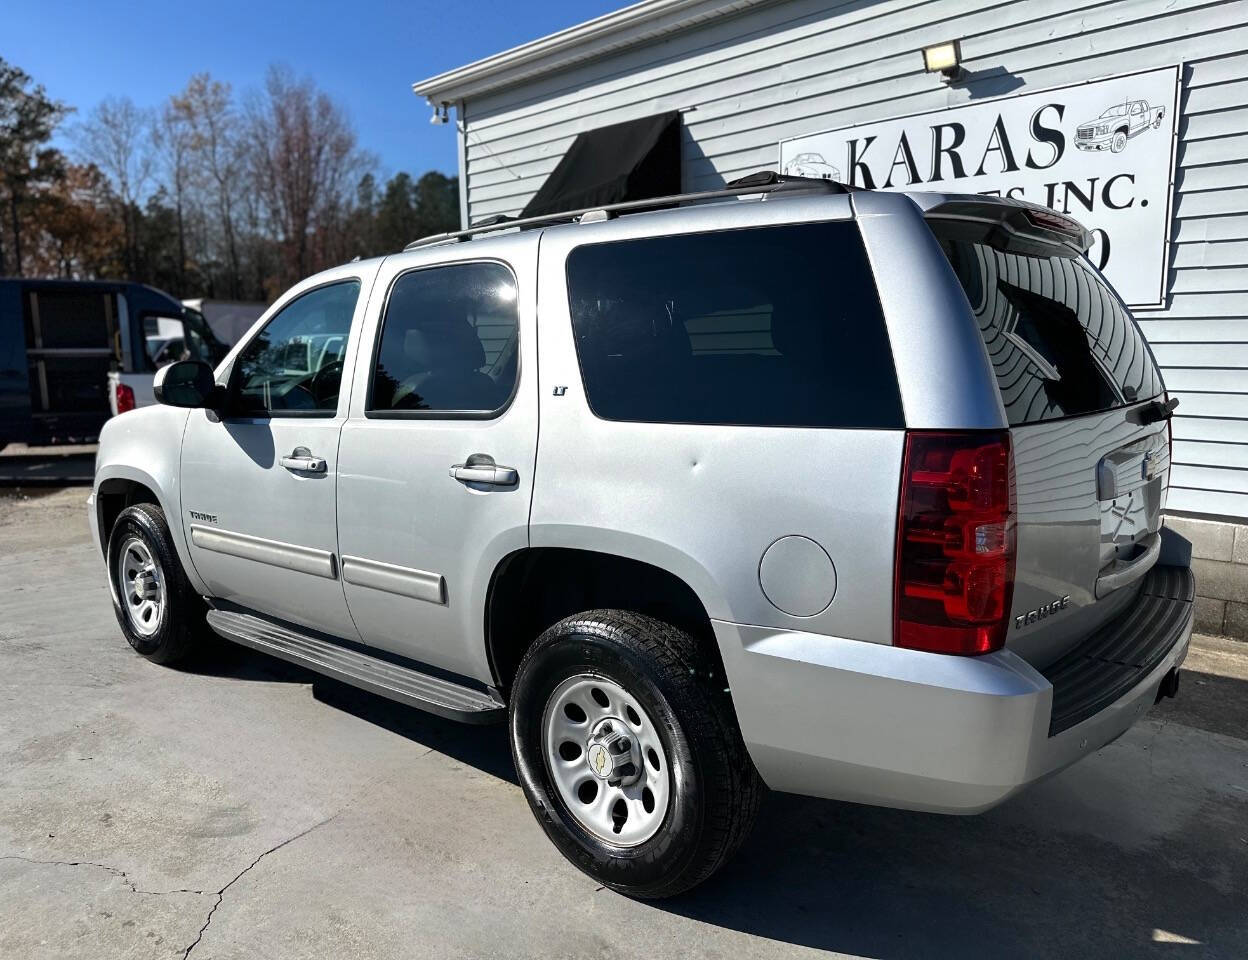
[[180, 641, 1248, 958], [660, 778, 1247, 958], [1154, 666, 1248, 740], [311, 676, 518, 785], [178, 640, 519, 785]]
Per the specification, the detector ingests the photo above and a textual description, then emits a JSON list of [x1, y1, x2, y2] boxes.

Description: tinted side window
[[231, 280, 359, 416], [369, 262, 518, 415], [933, 226, 1164, 426], [564, 222, 902, 428]]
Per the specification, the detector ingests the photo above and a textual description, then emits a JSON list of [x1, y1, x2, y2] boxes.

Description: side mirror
[[153, 360, 221, 409]]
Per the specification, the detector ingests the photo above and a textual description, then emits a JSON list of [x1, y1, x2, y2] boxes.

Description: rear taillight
[[115, 383, 136, 414], [894, 431, 1016, 655]]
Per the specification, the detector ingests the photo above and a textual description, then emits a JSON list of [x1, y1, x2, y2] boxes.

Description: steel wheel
[[541, 674, 671, 847], [116, 536, 165, 638]]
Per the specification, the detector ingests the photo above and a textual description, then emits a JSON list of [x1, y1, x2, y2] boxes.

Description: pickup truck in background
[[1075, 99, 1166, 154], [107, 303, 230, 416]]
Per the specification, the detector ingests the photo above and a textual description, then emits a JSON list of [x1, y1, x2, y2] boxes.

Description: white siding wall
[[460, 0, 1248, 520]]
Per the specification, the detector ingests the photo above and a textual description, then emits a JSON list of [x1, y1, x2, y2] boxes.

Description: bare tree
[[10, 56, 438, 296], [153, 98, 193, 290], [245, 65, 369, 286], [174, 74, 243, 296], [72, 96, 153, 275]]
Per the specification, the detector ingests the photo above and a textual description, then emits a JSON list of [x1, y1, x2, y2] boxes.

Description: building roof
[[411, 0, 768, 105]]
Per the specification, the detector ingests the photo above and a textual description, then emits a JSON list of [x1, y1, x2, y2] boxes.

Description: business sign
[[779, 66, 1181, 308]]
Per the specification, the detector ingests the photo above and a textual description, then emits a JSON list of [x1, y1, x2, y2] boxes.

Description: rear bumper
[[716, 564, 1193, 814]]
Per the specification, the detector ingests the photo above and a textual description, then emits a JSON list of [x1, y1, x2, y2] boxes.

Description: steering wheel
[[310, 360, 344, 406]]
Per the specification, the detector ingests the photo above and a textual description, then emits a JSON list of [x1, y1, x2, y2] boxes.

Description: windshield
[[930, 221, 1164, 426], [1099, 105, 1129, 118]]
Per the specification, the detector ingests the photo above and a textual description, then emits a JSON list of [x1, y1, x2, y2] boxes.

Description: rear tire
[[509, 609, 762, 899], [107, 503, 207, 665]]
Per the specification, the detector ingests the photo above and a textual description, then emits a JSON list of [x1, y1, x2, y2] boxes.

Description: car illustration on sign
[[1075, 99, 1166, 153], [782, 152, 842, 180]]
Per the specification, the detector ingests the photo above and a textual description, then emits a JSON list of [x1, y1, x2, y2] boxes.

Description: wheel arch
[[96, 474, 162, 552], [484, 546, 727, 700], [94, 463, 207, 595]]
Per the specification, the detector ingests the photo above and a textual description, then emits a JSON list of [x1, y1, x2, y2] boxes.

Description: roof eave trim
[[412, 0, 761, 103]]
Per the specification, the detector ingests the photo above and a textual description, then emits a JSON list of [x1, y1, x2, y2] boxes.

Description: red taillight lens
[[894, 431, 1016, 655], [1023, 207, 1082, 237], [115, 383, 136, 414]]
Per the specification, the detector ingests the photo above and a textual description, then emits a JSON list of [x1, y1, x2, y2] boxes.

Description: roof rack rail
[[402, 171, 854, 250]]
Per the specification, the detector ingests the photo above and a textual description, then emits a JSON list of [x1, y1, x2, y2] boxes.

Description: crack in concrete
[[1148, 715, 1172, 778], [0, 855, 204, 895], [181, 813, 339, 960]]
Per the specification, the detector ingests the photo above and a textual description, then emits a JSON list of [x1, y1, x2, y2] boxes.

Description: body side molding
[[189, 524, 338, 579], [340, 555, 448, 604]]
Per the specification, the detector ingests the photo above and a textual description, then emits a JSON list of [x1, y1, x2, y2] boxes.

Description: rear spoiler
[[921, 198, 1093, 257]]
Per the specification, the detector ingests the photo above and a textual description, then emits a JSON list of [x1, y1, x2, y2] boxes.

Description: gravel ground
[[1, 489, 1246, 959]]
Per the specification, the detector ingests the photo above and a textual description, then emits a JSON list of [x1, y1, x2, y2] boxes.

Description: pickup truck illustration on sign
[[1075, 99, 1166, 154]]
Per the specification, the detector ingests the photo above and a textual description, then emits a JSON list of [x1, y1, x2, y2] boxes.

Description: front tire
[[509, 610, 762, 899], [1111, 130, 1127, 153], [107, 503, 207, 665]]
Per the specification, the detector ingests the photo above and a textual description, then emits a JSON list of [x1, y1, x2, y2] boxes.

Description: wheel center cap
[[584, 718, 641, 786], [587, 742, 612, 779]]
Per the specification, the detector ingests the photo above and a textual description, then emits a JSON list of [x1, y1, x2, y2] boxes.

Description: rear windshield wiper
[[1130, 396, 1179, 425]]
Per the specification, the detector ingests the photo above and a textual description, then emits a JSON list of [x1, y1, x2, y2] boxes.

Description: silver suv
[[89, 175, 1193, 898]]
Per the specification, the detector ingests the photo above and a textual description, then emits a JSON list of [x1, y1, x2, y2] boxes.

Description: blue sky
[[4, 0, 622, 181]]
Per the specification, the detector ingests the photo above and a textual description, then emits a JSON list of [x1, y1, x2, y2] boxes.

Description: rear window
[[932, 222, 1164, 426], [564, 222, 902, 428]]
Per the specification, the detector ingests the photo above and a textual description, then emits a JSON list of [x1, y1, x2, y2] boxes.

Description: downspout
[[456, 100, 470, 230]]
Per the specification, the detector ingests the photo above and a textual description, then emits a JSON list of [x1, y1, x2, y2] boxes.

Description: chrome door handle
[[280, 448, 327, 473], [450, 456, 518, 486]]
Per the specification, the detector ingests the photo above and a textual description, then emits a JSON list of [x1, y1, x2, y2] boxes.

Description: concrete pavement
[[1, 488, 1246, 959]]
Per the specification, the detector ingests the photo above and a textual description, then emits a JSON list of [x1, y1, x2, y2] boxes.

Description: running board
[[205, 609, 505, 724]]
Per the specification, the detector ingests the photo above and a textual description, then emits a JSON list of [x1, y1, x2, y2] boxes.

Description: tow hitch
[[1155, 668, 1181, 703]]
